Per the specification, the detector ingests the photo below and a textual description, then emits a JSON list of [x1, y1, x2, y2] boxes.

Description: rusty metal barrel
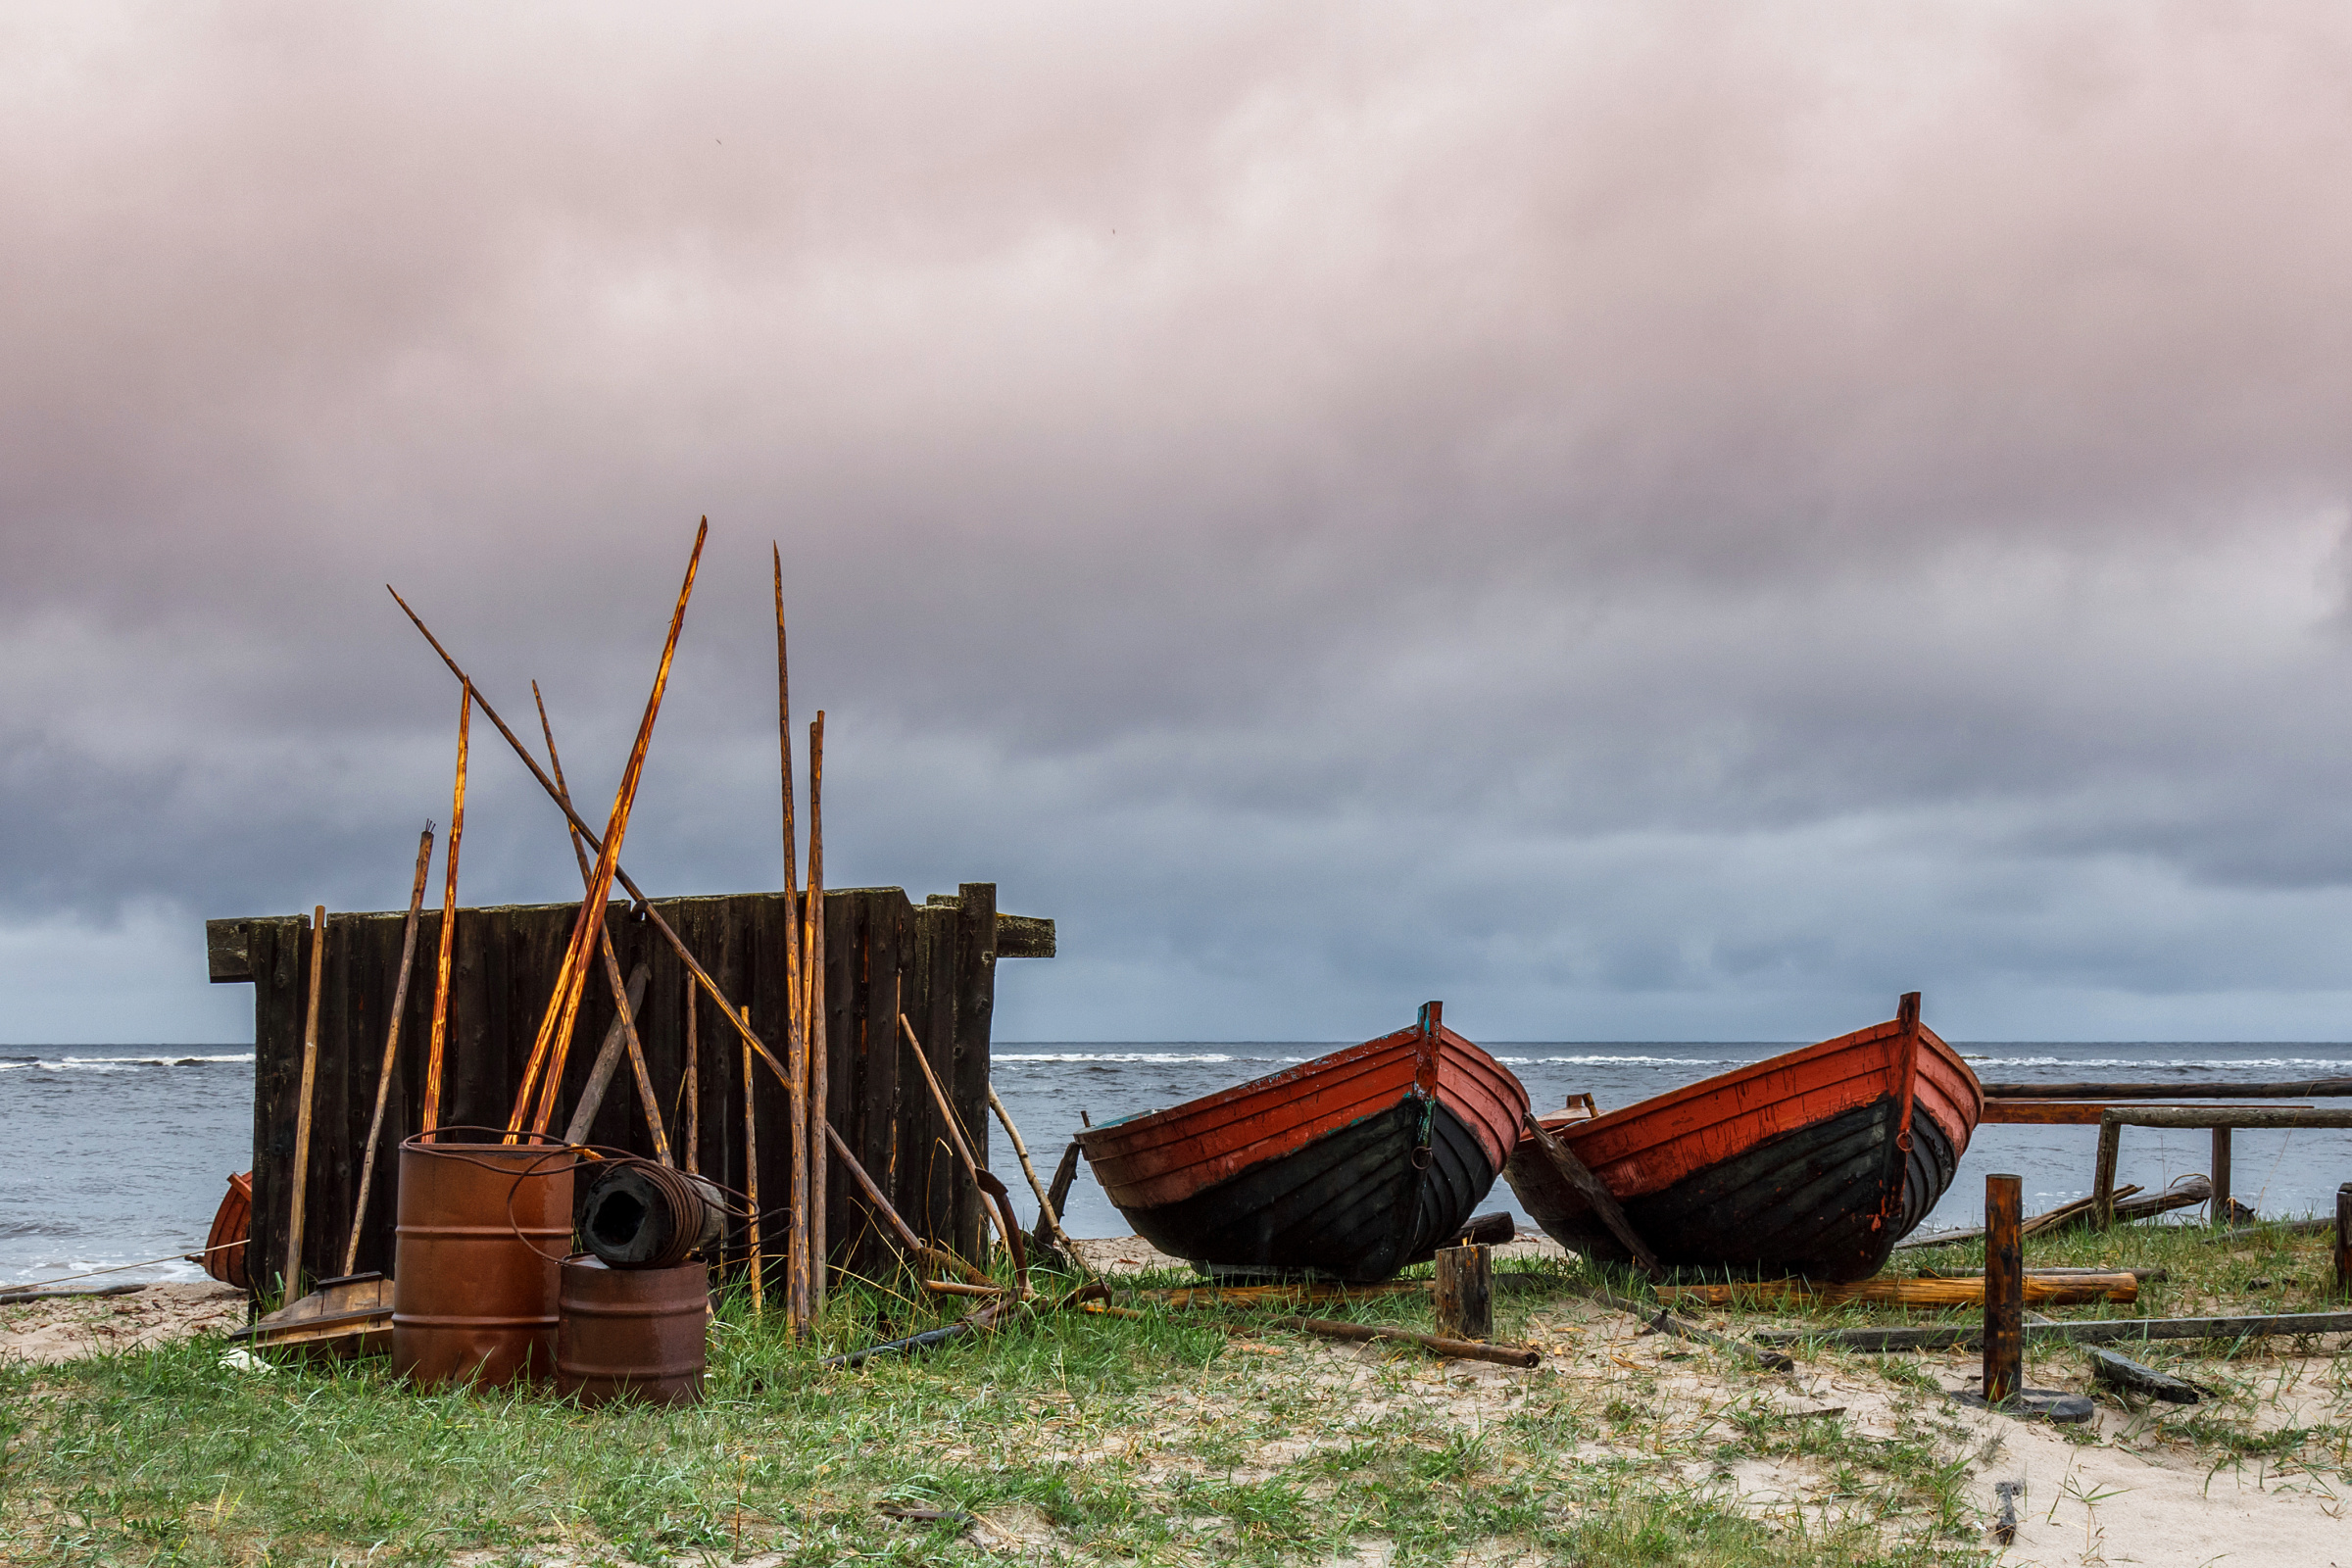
[[557, 1255, 709, 1406], [391, 1132, 574, 1390]]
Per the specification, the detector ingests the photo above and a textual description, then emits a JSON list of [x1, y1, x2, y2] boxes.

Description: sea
[[7, 1042, 2351, 1289]]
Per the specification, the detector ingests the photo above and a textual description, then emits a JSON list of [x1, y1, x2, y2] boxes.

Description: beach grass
[[2, 1222, 2341, 1566], [0, 1252, 2005, 1568]]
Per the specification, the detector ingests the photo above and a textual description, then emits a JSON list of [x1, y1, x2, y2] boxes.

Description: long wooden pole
[[560, 962, 652, 1148], [742, 1004, 762, 1316], [510, 519, 708, 1136], [343, 826, 435, 1275], [283, 905, 328, 1294], [386, 584, 801, 1115], [806, 711, 827, 1316], [774, 549, 809, 1334], [421, 685, 470, 1134], [823, 1119, 988, 1286], [534, 684, 670, 1162]]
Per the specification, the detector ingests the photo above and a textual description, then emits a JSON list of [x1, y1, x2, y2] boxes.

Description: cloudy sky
[[7, 3, 2352, 1045]]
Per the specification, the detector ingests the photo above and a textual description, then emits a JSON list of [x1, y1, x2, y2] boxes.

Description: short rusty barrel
[[557, 1255, 709, 1407], [391, 1133, 574, 1390]]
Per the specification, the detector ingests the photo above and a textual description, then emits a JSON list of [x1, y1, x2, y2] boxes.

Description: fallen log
[[0, 1283, 145, 1306], [1656, 1272, 2137, 1310], [1274, 1315, 1541, 1368], [1755, 1309, 2352, 1351]]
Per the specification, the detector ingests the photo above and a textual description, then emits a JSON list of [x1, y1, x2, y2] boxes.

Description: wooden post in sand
[[2335, 1183, 2351, 1302], [1983, 1173, 2024, 1405], [1434, 1244, 1494, 1342]]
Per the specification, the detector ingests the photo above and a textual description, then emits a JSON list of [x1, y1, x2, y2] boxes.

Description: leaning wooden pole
[[742, 1004, 763, 1315], [283, 904, 328, 1294], [901, 1012, 1020, 1266], [421, 685, 470, 1135], [344, 825, 436, 1275], [807, 710, 828, 1315], [510, 519, 708, 1137], [533, 684, 670, 1163], [387, 584, 800, 1125], [774, 549, 809, 1334]]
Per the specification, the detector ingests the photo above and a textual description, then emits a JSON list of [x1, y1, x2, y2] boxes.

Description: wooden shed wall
[[207, 883, 1054, 1298]]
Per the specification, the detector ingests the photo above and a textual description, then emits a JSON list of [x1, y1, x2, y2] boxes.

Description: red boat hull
[[1505, 996, 1982, 1281], [1077, 1004, 1529, 1281]]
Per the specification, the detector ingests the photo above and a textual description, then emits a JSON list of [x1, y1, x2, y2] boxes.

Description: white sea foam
[[1960, 1055, 2352, 1070], [996, 1052, 1237, 1064], [0, 1054, 253, 1073]]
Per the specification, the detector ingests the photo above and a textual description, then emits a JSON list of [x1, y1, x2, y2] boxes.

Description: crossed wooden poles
[[364, 521, 851, 1335]]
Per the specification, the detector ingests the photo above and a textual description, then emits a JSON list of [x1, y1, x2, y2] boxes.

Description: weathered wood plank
[[996, 913, 1054, 959]]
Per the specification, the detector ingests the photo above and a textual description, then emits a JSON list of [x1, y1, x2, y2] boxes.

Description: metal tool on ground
[[1572, 1280, 1795, 1371], [344, 826, 435, 1276], [283, 905, 328, 1294], [1434, 1243, 1493, 1341]]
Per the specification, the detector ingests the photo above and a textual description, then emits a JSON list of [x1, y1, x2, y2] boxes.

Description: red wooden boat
[[1076, 1004, 1529, 1282], [1505, 994, 1982, 1282], [195, 1170, 253, 1291]]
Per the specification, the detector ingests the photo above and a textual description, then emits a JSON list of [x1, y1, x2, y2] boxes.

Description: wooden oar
[[509, 519, 707, 1136], [1520, 1111, 1663, 1280], [343, 825, 435, 1275], [420, 684, 469, 1133]]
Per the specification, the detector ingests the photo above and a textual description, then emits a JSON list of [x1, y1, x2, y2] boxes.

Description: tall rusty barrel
[[557, 1255, 709, 1407], [391, 1132, 574, 1390]]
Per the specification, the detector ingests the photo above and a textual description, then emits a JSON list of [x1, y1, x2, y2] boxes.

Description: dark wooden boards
[[214, 885, 1050, 1298]]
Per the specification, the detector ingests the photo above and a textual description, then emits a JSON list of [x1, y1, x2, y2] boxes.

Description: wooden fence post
[[2211, 1127, 2232, 1225], [2091, 1120, 2121, 1229], [1435, 1245, 1494, 1342], [2335, 1184, 2350, 1302], [1983, 1174, 2023, 1406]]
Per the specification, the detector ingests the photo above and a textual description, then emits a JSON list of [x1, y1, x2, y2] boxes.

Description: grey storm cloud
[[6, 2, 2352, 1044]]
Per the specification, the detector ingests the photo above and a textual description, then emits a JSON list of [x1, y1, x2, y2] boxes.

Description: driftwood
[[1756, 1309, 2352, 1351], [0, 1283, 145, 1306], [1657, 1272, 2138, 1310]]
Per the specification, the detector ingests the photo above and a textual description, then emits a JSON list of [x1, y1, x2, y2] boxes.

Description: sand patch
[[0, 1282, 246, 1365]]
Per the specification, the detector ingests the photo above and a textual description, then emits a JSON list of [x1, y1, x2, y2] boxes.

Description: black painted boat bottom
[[1523, 1096, 1964, 1283], [1108, 1100, 1501, 1283]]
